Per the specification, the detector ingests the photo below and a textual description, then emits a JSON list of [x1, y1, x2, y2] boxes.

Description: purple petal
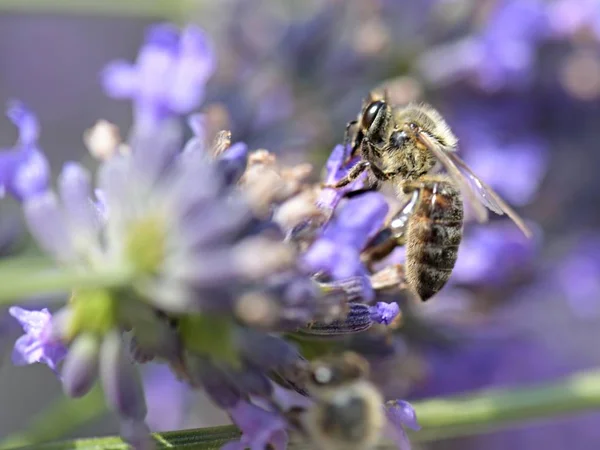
[[236, 329, 300, 370], [120, 418, 156, 450], [58, 162, 99, 240], [93, 189, 108, 222], [12, 333, 41, 366], [187, 113, 205, 137], [182, 114, 206, 154], [12, 148, 50, 201], [323, 144, 349, 185], [317, 146, 368, 211], [97, 156, 131, 222], [9, 306, 67, 371], [227, 401, 288, 450], [129, 118, 183, 186], [0, 101, 49, 201], [386, 399, 420, 431], [185, 356, 242, 408], [135, 26, 179, 106], [9, 306, 51, 335], [6, 100, 39, 146], [101, 61, 139, 99], [168, 26, 215, 113], [218, 142, 249, 185], [100, 331, 147, 420], [23, 191, 74, 262], [62, 333, 100, 397], [324, 193, 389, 249], [370, 302, 401, 326], [270, 382, 312, 412], [144, 23, 180, 49], [143, 363, 190, 432], [384, 422, 412, 450], [302, 239, 363, 279]]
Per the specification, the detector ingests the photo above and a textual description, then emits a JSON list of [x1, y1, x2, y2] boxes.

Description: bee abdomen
[[406, 189, 463, 301]]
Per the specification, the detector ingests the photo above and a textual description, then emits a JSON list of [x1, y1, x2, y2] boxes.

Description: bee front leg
[[325, 160, 370, 188], [343, 174, 381, 199], [344, 120, 359, 158]]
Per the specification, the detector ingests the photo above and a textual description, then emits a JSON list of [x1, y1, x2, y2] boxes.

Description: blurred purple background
[[2, 1, 600, 448]]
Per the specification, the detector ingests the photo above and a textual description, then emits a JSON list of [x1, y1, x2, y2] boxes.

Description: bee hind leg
[[401, 174, 450, 193], [370, 264, 408, 292]]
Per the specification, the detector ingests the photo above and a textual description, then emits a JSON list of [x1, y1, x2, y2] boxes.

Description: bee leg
[[326, 160, 370, 188], [370, 264, 408, 292], [389, 188, 422, 238], [344, 120, 359, 157], [343, 177, 381, 199], [401, 174, 449, 193]]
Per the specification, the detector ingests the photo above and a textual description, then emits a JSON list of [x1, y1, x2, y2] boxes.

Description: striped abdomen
[[405, 180, 463, 301]]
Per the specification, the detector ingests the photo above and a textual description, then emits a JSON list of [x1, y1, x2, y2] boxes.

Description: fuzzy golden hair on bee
[[394, 102, 458, 151]]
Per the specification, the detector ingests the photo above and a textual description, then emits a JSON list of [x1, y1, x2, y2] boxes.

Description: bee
[[299, 351, 386, 450], [331, 92, 532, 301]]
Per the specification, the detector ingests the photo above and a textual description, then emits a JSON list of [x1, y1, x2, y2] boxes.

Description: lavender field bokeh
[[2, 0, 600, 449]]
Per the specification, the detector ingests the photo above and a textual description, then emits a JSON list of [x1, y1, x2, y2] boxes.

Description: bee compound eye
[[362, 100, 386, 129]]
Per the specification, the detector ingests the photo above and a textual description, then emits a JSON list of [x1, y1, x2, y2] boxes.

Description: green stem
[[411, 368, 600, 442], [0, 263, 136, 305], [13, 426, 241, 450], [0, 0, 194, 20], [8, 369, 600, 449]]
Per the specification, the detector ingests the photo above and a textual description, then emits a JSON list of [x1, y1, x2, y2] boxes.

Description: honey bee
[[331, 92, 532, 301], [300, 351, 386, 450]]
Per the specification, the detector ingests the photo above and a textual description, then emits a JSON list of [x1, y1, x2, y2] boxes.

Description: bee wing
[[416, 131, 532, 238], [415, 131, 489, 223]]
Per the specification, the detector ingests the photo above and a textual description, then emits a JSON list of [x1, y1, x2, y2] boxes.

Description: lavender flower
[[1, 21, 427, 450], [385, 400, 421, 450], [8, 306, 66, 372], [0, 101, 50, 201], [418, 0, 549, 91], [370, 302, 401, 326], [103, 23, 215, 124], [304, 192, 388, 302]]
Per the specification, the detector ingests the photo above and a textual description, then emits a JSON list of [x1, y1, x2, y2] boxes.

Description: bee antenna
[[383, 88, 390, 103]]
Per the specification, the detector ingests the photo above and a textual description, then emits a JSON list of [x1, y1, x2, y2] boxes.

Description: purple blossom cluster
[[0, 23, 415, 450], [203, 1, 600, 448]]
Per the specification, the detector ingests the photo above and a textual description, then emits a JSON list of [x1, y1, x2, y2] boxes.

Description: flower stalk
[[0, 263, 136, 304], [0, 0, 190, 20], [5, 368, 600, 450]]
